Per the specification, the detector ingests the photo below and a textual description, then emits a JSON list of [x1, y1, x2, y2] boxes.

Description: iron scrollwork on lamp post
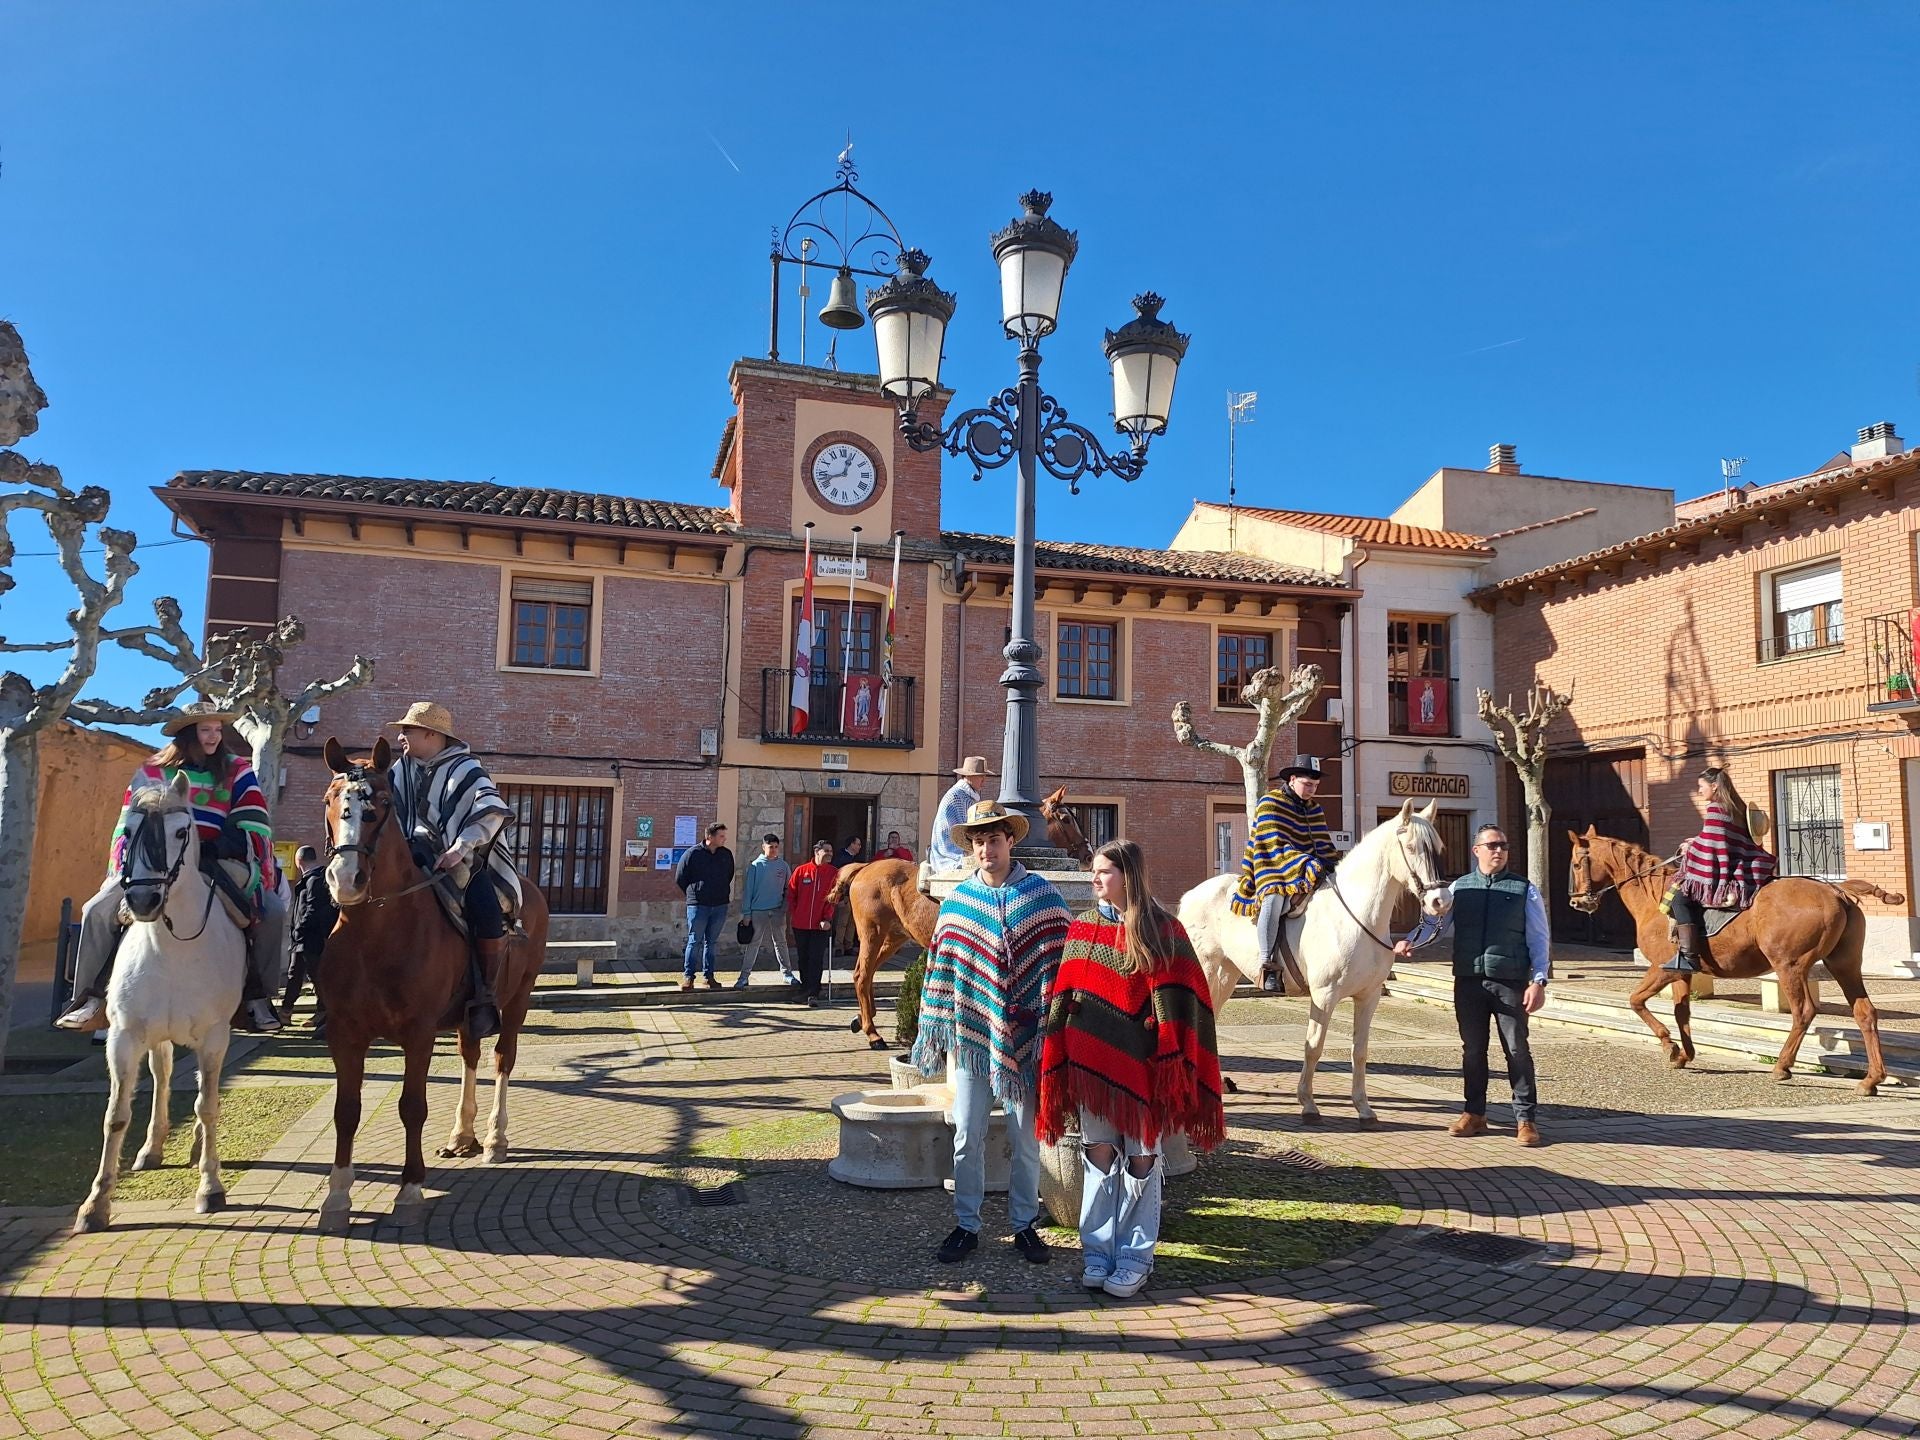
[[865, 192, 1190, 856]]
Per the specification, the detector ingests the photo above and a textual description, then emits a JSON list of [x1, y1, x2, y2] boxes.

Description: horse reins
[[119, 810, 219, 942], [1569, 849, 1681, 909], [1326, 828, 1447, 955]]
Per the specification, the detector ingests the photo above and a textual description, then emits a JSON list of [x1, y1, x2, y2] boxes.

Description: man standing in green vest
[[1395, 823, 1550, 1147]]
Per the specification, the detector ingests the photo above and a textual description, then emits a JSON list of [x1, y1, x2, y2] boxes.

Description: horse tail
[[1833, 878, 1906, 906], [826, 862, 865, 907]]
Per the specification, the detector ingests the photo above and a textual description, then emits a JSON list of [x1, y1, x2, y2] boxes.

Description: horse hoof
[[436, 1139, 483, 1159], [483, 1146, 507, 1166], [195, 1191, 226, 1215], [1222, 1076, 1240, 1095], [316, 1208, 350, 1235], [1355, 1113, 1380, 1129], [1299, 1111, 1323, 1127], [131, 1151, 163, 1172], [1857, 1079, 1880, 1097], [847, 1018, 863, 1033], [72, 1210, 108, 1235], [1665, 1051, 1688, 1069], [1771, 1067, 1792, 1083]]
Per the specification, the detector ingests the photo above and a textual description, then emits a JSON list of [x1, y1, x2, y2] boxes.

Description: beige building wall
[[1392, 468, 1674, 583], [22, 723, 152, 982]]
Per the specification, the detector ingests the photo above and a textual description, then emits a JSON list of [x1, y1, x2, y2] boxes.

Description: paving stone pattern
[[3, 990, 1919, 1440]]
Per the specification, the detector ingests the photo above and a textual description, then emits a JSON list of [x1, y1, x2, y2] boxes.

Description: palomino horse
[[1567, 827, 1895, 1095], [75, 776, 247, 1231], [1178, 799, 1452, 1126], [830, 789, 1092, 1049], [316, 739, 549, 1230]]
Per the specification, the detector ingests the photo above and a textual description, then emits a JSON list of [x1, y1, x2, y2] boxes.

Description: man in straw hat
[[1231, 755, 1338, 995], [912, 799, 1071, 1267], [59, 700, 287, 1033], [922, 755, 995, 891], [389, 702, 520, 1040]]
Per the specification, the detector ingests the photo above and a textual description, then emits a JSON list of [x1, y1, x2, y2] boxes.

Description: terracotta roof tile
[[1199, 501, 1491, 553], [168, 470, 735, 535], [942, 531, 1346, 589]]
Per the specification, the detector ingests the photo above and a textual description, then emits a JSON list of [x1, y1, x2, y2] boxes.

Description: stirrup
[[1661, 952, 1700, 975]]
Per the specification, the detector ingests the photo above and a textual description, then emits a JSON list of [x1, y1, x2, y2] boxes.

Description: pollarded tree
[[1477, 680, 1574, 888], [1172, 662, 1325, 820]]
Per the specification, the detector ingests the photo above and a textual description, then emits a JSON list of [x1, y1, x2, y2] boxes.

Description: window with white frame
[[1773, 765, 1843, 880], [1767, 561, 1842, 660]]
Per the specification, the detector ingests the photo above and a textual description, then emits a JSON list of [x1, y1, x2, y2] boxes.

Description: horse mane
[[128, 783, 189, 816], [1342, 806, 1443, 881]]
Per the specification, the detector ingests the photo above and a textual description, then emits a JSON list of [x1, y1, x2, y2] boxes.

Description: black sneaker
[[1011, 1226, 1051, 1264], [935, 1226, 979, 1264]]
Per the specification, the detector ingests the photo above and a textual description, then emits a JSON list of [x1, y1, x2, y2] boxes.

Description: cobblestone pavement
[[3, 991, 1919, 1440]]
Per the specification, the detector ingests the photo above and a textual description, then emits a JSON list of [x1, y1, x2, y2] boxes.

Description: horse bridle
[[1568, 844, 1680, 913], [119, 807, 217, 942], [326, 768, 446, 908], [1326, 825, 1448, 954], [1048, 797, 1094, 863]]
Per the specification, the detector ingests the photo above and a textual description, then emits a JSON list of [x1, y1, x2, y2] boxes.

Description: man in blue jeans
[[674, 822, 735, 991]]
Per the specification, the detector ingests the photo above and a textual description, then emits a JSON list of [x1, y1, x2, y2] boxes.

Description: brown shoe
[[678, 977, 694, 992], [1447, 1113, 1489, 1138], [1516, 1121, 1543, 1148]]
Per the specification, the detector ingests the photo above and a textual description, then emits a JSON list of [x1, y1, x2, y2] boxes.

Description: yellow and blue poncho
[[1230, 785, 1336, 917]]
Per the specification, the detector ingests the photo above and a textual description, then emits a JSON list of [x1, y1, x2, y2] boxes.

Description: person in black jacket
[[283, 845, 339, 1036], [674, 822, 735, 991]]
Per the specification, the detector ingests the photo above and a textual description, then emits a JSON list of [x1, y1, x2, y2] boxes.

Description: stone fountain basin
[[827, 1089, 955, 1189]]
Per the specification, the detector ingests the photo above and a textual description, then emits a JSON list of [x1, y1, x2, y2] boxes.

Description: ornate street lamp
[[867, 191, 1189, 857]]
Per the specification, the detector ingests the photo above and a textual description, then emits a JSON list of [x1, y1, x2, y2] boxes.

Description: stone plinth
[[827, 1089, 954, 1189]]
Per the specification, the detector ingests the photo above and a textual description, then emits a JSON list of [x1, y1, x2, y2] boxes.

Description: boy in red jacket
[[785, 840, 839, 1007]]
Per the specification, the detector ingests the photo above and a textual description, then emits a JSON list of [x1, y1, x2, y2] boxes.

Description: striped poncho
[[1037, 910, 1225, 1150], [392, 743, 521, 905], [1230, 785, 1336, 917], [911, 864, 1071, 1104], [1678, 801, 1777, 910], [112, 756, 273, 892]]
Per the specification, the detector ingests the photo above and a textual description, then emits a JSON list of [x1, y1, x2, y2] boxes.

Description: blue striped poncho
[[911, 864, 1071, 1104], [1230, 785, 1336, 917]]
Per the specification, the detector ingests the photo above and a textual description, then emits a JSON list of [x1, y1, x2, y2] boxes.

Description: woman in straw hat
[[59, 701, 287, 1033], [388, 702, 519, 1039], [1662, 766, 1776, 975]]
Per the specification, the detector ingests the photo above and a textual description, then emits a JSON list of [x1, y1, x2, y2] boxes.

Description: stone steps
[[1386, 967, 1920, 1085]]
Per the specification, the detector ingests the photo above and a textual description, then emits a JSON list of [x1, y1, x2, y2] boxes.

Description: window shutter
[[512, 576, 593, 605], [1773, 564, 1840, 612]]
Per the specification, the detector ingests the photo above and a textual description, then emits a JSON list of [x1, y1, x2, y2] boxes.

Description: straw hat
[[952, 755, 994, 778], [948, 798, 1029, 849], [1746, 804, 1771, 841], [161, 700, 237, 737], [390, 701, 459, 739]]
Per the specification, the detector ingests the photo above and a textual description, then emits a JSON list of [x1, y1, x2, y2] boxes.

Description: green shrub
[[895, 950, 928, 1048]]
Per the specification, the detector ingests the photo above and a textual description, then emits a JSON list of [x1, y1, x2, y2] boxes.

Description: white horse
[[74, 776, 247, 1232], [1178, 798, 1452, 1126]]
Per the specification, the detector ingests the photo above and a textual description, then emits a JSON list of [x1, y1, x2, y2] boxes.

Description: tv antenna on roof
[[1227, 390, 1257, 549], [1720, 456, 1747, 507]]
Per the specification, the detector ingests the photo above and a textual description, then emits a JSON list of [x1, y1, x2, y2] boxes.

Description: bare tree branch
[[1477, 679, 1574, 887], [1172, 663, 1324, 818]]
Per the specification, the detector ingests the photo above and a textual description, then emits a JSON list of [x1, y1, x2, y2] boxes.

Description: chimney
[[1488, 443, 1520, 475], [1851, 421, 1905, 464]]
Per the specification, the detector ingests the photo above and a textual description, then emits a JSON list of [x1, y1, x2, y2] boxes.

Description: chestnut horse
[[830, 788, 1091, 1049], [1567, 826, 1896, 1095], [315, 738, 549, 1230]]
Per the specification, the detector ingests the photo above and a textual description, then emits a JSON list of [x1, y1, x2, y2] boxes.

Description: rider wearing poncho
[[1662, 766, 1776, 975], [1232, 756, 1338, 993], [389, 701, 519, 1040]]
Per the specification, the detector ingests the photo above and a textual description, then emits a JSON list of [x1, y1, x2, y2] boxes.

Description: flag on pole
[[839, 528, 863, 732], [878, 531, 902, 732], [790, 528, 815, 733]]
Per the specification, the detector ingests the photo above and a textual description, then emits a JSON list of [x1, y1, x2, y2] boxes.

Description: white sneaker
[[244, 998, 283, 1033], [56, 996, 106, 1031], [1102, 1265, 1151, 1298], [1079, 1267, 1110, 1290]]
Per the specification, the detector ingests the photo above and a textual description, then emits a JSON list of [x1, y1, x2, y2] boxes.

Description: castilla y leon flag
[[790, 530, 815, 732]]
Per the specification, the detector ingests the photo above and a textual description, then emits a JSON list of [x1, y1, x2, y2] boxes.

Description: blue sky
[[4, 2, 1918, 723]]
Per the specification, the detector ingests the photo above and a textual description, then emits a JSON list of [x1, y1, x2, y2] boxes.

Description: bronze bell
[[818, 266, 865, 330]]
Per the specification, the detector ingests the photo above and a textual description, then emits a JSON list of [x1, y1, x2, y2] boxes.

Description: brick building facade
[[1475, 429, 1920, 977], [161, 360, 1356, 957]]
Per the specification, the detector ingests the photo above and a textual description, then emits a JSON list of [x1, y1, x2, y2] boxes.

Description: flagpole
[[840, 525, 862, 732], [879, 529, 903, 732], [790, 522, 816, 735]]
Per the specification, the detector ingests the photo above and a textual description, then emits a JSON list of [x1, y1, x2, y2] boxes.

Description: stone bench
[[548, 939, 617, 987], [1757, 963, 1829, 1014]]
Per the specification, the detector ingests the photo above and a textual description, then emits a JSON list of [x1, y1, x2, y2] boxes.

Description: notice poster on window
[[673, 814, 698, 847], [842, 674, 884, 740], [1406, 676, 1449, 736]]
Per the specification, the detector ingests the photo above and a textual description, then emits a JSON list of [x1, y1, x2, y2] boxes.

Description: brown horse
[[830, 789, 1091, 1049], [315, 738, 549, 1230], [1567, 826, 1895, 1095]]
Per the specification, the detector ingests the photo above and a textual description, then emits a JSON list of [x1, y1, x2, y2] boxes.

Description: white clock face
[[811, 441, 878, 508]]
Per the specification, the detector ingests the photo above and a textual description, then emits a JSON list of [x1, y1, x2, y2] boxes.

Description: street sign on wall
[[1388, 771, 1469, 798]]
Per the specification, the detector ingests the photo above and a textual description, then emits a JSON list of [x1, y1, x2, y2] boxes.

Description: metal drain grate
[[1407, 1229, 1540, 1267], [1274, 1150, 1329, 1171], [683, 1182, 744, 1208]]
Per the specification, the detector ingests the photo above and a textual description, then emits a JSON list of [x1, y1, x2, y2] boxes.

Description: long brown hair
[[1093, 838, 1175, 975], [152, 726, 237, 772], [1698, 766, 1755, 837]]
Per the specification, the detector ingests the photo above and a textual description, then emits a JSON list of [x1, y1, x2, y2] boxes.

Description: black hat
[[1276, 755, 1323, 783]]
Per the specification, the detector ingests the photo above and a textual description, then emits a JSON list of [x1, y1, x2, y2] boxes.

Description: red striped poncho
[[1036, 910, 1225, 1150], [1678, 800, 1777, 909]]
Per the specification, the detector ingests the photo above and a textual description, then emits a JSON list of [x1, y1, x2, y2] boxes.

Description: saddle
[[1666, 907, 1742, 949]]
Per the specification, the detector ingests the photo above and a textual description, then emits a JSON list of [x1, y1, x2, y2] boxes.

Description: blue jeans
[[1078, 1109, 1163, 1276], [951, 1066, 1040, 1234], [682, 904, 727, 980]]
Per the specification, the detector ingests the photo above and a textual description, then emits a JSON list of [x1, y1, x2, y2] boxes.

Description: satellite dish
[[299, 706, 321, 725]]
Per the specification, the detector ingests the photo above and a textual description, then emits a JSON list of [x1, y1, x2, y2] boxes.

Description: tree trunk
[[1520, 775, 1550, 889], [0, 727, 43, 1075], [234, 710, 287, 824]]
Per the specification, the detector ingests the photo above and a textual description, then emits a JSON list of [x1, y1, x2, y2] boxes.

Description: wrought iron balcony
[[1864, 610, 1920, 712], [760, 668, 916, 747]]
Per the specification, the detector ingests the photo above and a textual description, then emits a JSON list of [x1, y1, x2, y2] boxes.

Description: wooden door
[[1543, 750, 1647, 948]]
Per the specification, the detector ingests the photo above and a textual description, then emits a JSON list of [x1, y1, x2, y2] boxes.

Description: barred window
[[510, 576, 593, 670], [1773, 765, 1843, 881], [1077, 804, 1120, 854], [1058, 621, 1117, 700], [501, 782, 612, 914]]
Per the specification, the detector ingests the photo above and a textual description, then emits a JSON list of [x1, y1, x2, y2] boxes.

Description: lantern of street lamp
[[1103, 292, 1190, 445], [991, 190, 1079, 342], [866, 248, 956, 412]]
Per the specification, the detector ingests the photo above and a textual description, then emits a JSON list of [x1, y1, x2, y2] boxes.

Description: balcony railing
[[1756, 623, 1845, 663], [760, 668, 916, 747], [1864, 611, 1920, 712]]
